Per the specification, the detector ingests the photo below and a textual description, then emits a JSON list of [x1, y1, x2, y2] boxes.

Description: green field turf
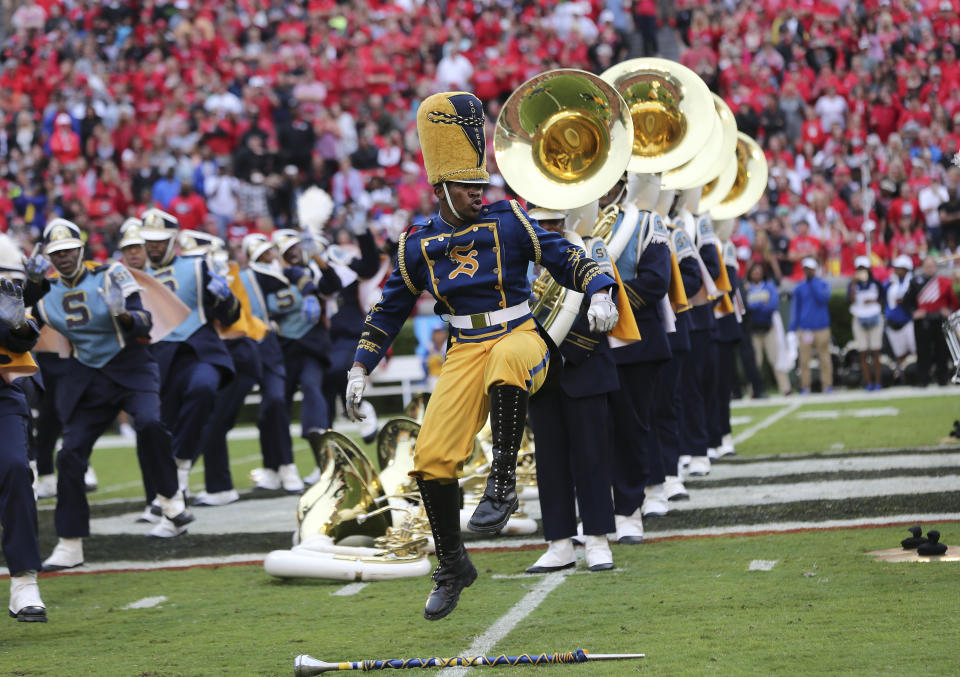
[[731, 395, 960, 456], [3, 525, 958, 676]]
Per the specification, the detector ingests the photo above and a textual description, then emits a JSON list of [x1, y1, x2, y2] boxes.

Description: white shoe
[[251, 467, 282, 491], [148, 516, 190, 538], [571, 522, 585, 546], [584, 535, 614, 571], [707, 447, 718, 460], [678, 455, 692, 480], [36, 474, 57, 499], [641, 484, 669, 517], [615, 510, 644, 545], [84, 466, 98, 492], [278, 464, 304, 494], [687, 456, 711, 476], [42, 538, 84, 572], [303, 467, 323, 486], [9, 571, 45, 622], [192, 489, 239, 507], [119, 422, 136, 441], [718, 434, 736, 458], [358, 400, 379, 443], [176, 459, 192, 495], [525, 538, 575, 573], [664, 475, 689, 501], [135, 502, 162, 524]]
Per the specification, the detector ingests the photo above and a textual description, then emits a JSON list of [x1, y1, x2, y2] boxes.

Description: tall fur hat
[[416, 92, 489, 185]]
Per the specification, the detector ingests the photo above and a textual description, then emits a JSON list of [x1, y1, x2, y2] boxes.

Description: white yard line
[[732, 385, 954, 408], [331, 582, 368, 597], [732, 401, 801, 445], [438, 570, 572, 677], [704, 452, 960, 480]]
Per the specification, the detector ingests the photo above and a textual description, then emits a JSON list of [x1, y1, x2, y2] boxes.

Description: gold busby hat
[[417, 92, 489, 185]]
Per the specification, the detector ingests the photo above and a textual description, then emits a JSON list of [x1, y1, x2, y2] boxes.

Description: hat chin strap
[[61, 247, 85, 282], [442, 183, 463, 222]]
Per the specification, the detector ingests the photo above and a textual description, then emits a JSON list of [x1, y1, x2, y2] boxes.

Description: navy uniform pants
[[680, 330, 715, 456], [654, 354, 685, 475], [282, 343, 328, 437], [161, 351, 222, 464], [323, 337, 356, 426], [610, 361, 664, 516], [58, 376, 178, 537], [198, 372, 255, 493], [528, 387, 615, 540], [257, 335, 294, 470], [0, 412, 42, 574], [34, 355, 65, 475], [708, 341, 737, 448]]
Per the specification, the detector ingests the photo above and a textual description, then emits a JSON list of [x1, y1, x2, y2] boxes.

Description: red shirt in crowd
[[169, 192, 208, 231], [788, 234, 823, 280]]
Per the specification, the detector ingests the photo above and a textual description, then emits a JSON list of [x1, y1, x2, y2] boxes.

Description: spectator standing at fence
[[744, 262, 791, 395], [790, 258, 833, 394], [903, 256, 959, 386], [884, 255, 916, 380], [849, 256, 885, 391]]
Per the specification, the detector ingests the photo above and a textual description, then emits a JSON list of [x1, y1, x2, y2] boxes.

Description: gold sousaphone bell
[[600, 58, 714, 175], [708, 132, 769, 221], [494, 69, 634, 209]]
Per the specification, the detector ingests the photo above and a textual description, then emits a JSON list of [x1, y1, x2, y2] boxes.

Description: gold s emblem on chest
[[447, 241, 480, 280]]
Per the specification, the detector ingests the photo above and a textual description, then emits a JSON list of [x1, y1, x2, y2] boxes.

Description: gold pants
[[412, 319, 548, 481]]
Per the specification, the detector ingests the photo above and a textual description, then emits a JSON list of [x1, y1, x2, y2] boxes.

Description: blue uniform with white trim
[[32, 264, 179, 536], [265, 263, 341, 437], [528, 235, 618, 541], [606, 210, 673, 517], [148, 255, 239, 469]]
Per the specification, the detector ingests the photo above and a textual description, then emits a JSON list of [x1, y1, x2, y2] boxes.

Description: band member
[[525, 207, 622, 573], [0, 278, 46, 621], [708, 233, 742, 457], [240, 234, 304, 493], [269, 229, 343, 463], [118, 218, 147, 271], [27, 220, 194, 571], [344, 92, 618, 620], [607, 175, 673, 541], [140, 209, 239, 501], [179, 231, 275, 505]]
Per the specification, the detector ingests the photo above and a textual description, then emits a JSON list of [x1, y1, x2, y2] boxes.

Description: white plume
[[297, 186, 334, 238]]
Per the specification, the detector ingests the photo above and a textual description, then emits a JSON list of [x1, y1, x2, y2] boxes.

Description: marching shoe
[[175, 458, 192, 496], [9, 572, 45, 622], [678, 455, 692, 480], [84, 465, 98, 492], [154, 492, 195, 532], [584, 535, 614, 571], [192, 489, 239, 507], [135, 500, 162, 524], [468, 386, 527, 534], [663, 475, 689, 501], [148, 516, 190, 538], [418, 479, 477, 620], [42, 538, 84, 572], [615, 511, 644, 545], [358, 400, 379, 444], [707, 447, 718, 460], [687, 455, 711, 476], [571, 522, 585, 546], [525, 539, 575, 573], [278, 463, 305, 494], [302, 467, 322, 486], [641, 484, 669, 518], [119, 421, 136, 441], [718, 434, 736, 458], [251, 467, 282, 491], [36, 474, 57, 499]]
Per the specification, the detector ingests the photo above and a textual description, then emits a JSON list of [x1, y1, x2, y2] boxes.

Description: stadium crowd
[[1, 0, 960, 388]]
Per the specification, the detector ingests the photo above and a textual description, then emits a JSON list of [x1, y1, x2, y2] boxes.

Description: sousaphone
[[661, 94, 738, 191], [708, 133, 769, 221]]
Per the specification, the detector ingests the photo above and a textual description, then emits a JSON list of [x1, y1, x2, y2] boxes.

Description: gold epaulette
[[510, 200, 541, 265], [397, 231, 420, 296]]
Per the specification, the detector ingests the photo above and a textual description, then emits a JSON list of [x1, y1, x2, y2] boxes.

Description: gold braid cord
[[397, 231, 420, 296], [511, 200, 541, 265]]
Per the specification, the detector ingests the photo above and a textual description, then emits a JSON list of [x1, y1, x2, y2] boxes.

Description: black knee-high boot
[[468, 385, 527, 534], [417, 478, 477, 621]]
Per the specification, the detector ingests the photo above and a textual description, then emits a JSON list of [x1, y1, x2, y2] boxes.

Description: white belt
[[443, 302, 531, 330]]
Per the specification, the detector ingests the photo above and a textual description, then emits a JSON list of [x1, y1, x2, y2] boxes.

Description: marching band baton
[[294, 650, 644, 675]]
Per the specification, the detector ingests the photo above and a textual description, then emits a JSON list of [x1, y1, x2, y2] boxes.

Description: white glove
[[0, 278, 26, 329], [206, 270, 231, 301], [587, 291, 618, 333], [98, 280, 126, 317], [24, 245, 50, 284], [345, 365, 367, 421]]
